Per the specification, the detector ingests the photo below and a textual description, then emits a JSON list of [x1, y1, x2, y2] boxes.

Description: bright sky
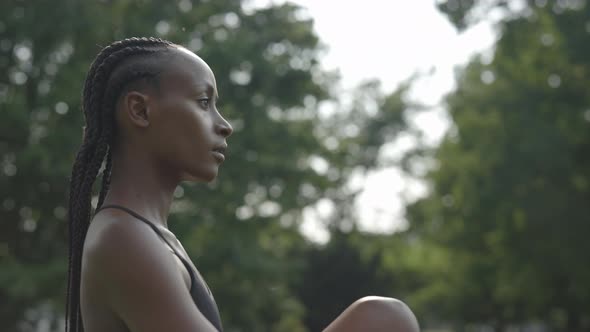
[[247, 0, 499, 243]]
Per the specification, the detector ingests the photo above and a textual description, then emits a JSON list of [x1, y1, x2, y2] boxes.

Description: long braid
[[97, 146, 113, 209], [94, 64, 158, 210], [66, 37, 174, 332]]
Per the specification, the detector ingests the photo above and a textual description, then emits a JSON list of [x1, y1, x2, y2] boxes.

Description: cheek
[[173, 112, 216, 170], [181, 112, 212, 147], [148, 106, 192, 163], [150, 100, 216, 173], [159, 102, 207, 143]]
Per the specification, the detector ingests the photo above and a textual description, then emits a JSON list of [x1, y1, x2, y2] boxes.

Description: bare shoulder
[[83, 210, 217, 332], [84, 209, 158, 269]]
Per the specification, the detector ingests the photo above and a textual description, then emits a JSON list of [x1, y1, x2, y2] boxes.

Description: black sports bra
[[95, 204, 223, 332]]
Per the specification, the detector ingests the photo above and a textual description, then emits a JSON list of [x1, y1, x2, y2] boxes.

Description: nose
[[215, 114, 233, 138]]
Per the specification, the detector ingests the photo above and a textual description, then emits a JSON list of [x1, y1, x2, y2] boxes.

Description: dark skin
[[80, 46, 420, 332], [80, 48, 230, 332]]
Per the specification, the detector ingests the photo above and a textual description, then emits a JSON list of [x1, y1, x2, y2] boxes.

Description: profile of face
[[117, 47, 233, 183]]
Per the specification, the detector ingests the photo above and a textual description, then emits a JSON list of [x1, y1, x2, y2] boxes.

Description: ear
[[123, 91, 151, 128]]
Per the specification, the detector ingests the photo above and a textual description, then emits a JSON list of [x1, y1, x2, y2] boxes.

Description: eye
[[197, 98, 210, 109]]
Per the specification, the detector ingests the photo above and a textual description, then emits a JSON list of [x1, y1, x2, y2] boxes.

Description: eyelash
[[197, 98, 211, 109]]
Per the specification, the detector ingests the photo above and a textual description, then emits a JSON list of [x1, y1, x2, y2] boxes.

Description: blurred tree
[[408, 1, 590, 330], [310, 80, 415, 231], [295, 230, 389, 331], [0, 0, 350, 331], [295, 229, 440, 332], [291, 80, 425, 330]]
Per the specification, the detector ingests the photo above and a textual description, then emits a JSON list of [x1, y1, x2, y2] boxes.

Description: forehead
[[159, 47, 217, 94]]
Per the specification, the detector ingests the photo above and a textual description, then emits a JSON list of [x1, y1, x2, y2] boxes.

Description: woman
[[66, 37, 419, 332]]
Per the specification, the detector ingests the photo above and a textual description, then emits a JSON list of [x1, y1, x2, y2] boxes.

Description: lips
[[212, 146, 226, 154], [211, 144, 227, 162]]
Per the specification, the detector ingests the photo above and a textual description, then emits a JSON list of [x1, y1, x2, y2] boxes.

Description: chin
[[181, 168, 218, 183]]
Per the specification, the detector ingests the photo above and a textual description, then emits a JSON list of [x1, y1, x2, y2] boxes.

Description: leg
[[322, 296, 420, 332]]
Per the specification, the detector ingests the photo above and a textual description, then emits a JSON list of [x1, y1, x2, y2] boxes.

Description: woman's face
[[145, 48, 233, 183]]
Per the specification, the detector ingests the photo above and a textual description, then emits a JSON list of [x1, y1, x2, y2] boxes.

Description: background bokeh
[[1, 0, 589, 331]]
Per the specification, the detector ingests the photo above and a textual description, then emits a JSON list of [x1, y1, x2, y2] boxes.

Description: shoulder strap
[[95, 204, 197, 290], [95, 204, 223, 331]]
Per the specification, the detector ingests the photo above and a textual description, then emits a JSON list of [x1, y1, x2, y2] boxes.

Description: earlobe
[[124, 91, 150, 128]]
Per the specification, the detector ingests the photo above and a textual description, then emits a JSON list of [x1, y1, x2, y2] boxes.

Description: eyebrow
[[195, 82, 219, 100]]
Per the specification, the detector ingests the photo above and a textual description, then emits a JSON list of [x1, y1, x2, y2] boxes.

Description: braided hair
[[66, 37, 179, 332]]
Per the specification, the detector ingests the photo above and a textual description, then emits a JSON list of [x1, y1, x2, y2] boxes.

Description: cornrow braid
[[69, 40, 170, 207], [82, 37, 167, 115], [66, 37, 175, 332]]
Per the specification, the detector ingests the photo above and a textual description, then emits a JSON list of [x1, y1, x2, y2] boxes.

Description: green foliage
[[436, 0, 519, 31], [408, 1, 590, 330], [0, 0, 346, 330], [6, 0, 590, 331], [295, 231, 391, 331]]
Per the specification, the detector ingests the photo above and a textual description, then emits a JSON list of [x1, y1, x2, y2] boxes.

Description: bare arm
[[87, 218, 218, 332]]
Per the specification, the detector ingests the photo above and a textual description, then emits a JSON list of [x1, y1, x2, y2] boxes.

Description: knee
[[352, 296, 420, 332]]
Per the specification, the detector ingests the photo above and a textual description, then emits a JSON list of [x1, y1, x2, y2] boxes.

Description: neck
[[101, 143, 179, 228]]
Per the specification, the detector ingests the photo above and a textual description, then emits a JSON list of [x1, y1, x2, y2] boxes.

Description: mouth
[[211, 145, 227, 162]]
